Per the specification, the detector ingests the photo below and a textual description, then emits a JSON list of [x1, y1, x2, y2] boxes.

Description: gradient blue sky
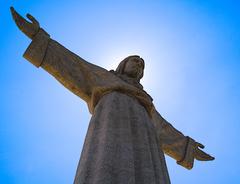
[[1, 0, 240, 183]]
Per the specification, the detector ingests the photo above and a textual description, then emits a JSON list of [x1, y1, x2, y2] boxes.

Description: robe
[[23, 29, 197, 184]]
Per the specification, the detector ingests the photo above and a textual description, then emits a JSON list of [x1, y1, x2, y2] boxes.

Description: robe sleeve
[[151, 110, 197, 170], [23, 29, 110, 104]]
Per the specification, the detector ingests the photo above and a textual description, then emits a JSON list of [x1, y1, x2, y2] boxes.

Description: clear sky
[[1, 0, 240, 183]]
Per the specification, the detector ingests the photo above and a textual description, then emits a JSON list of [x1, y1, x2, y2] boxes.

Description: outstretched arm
[[10, 7, 111, 105], [152, 110, 214, 170]]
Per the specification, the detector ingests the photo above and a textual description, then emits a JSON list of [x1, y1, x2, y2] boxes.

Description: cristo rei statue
[[10, 7, 214, 184]]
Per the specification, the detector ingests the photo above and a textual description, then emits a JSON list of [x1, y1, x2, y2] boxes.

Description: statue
[[10, 7, 214, 184]]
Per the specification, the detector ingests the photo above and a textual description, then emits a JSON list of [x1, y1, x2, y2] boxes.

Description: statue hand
[[10, 7, 40, 39], [194, 142, 215, 161]]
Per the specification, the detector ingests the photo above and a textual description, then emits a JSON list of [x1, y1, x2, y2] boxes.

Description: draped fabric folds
[[74, 92, 170, 184]]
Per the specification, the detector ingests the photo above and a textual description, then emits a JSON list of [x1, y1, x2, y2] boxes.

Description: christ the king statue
[[10, 7, 214, 184]]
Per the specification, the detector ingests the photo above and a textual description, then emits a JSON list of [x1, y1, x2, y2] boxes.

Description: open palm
[[10, 7, 40, 39], [194, 142, 215, 161]]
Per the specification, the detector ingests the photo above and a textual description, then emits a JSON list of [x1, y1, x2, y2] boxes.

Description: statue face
[[124, 57, 144, 79]]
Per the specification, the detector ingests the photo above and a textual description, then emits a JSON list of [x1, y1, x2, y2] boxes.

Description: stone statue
[[10, 7, 214, 184]]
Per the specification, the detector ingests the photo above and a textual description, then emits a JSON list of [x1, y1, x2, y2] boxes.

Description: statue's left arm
[[10, 7, 113, 108], [152, 110, 214, 170], [23, 29, 110, 104]]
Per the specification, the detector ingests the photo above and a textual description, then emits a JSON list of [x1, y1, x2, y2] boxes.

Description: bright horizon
[[1, 0, 240, 183]]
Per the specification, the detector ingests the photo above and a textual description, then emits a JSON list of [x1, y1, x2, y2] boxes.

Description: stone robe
[[23, 29, 197, 184]]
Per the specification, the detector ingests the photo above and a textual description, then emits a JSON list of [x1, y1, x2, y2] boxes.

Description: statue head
[[115, 55, 145, 82]]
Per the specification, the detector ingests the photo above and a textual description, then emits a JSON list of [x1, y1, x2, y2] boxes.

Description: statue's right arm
[[11, 7, 110, 104], [151, 109, 214, 169]]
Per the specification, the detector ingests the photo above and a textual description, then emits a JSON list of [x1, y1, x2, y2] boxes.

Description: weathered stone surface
[[10, 7, 214, 184]]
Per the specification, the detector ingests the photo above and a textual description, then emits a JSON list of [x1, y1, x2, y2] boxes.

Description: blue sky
[[1, 0, 240, 183]]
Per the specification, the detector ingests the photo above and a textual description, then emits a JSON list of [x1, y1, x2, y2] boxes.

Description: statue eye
[[133, 59, 141, 64]]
